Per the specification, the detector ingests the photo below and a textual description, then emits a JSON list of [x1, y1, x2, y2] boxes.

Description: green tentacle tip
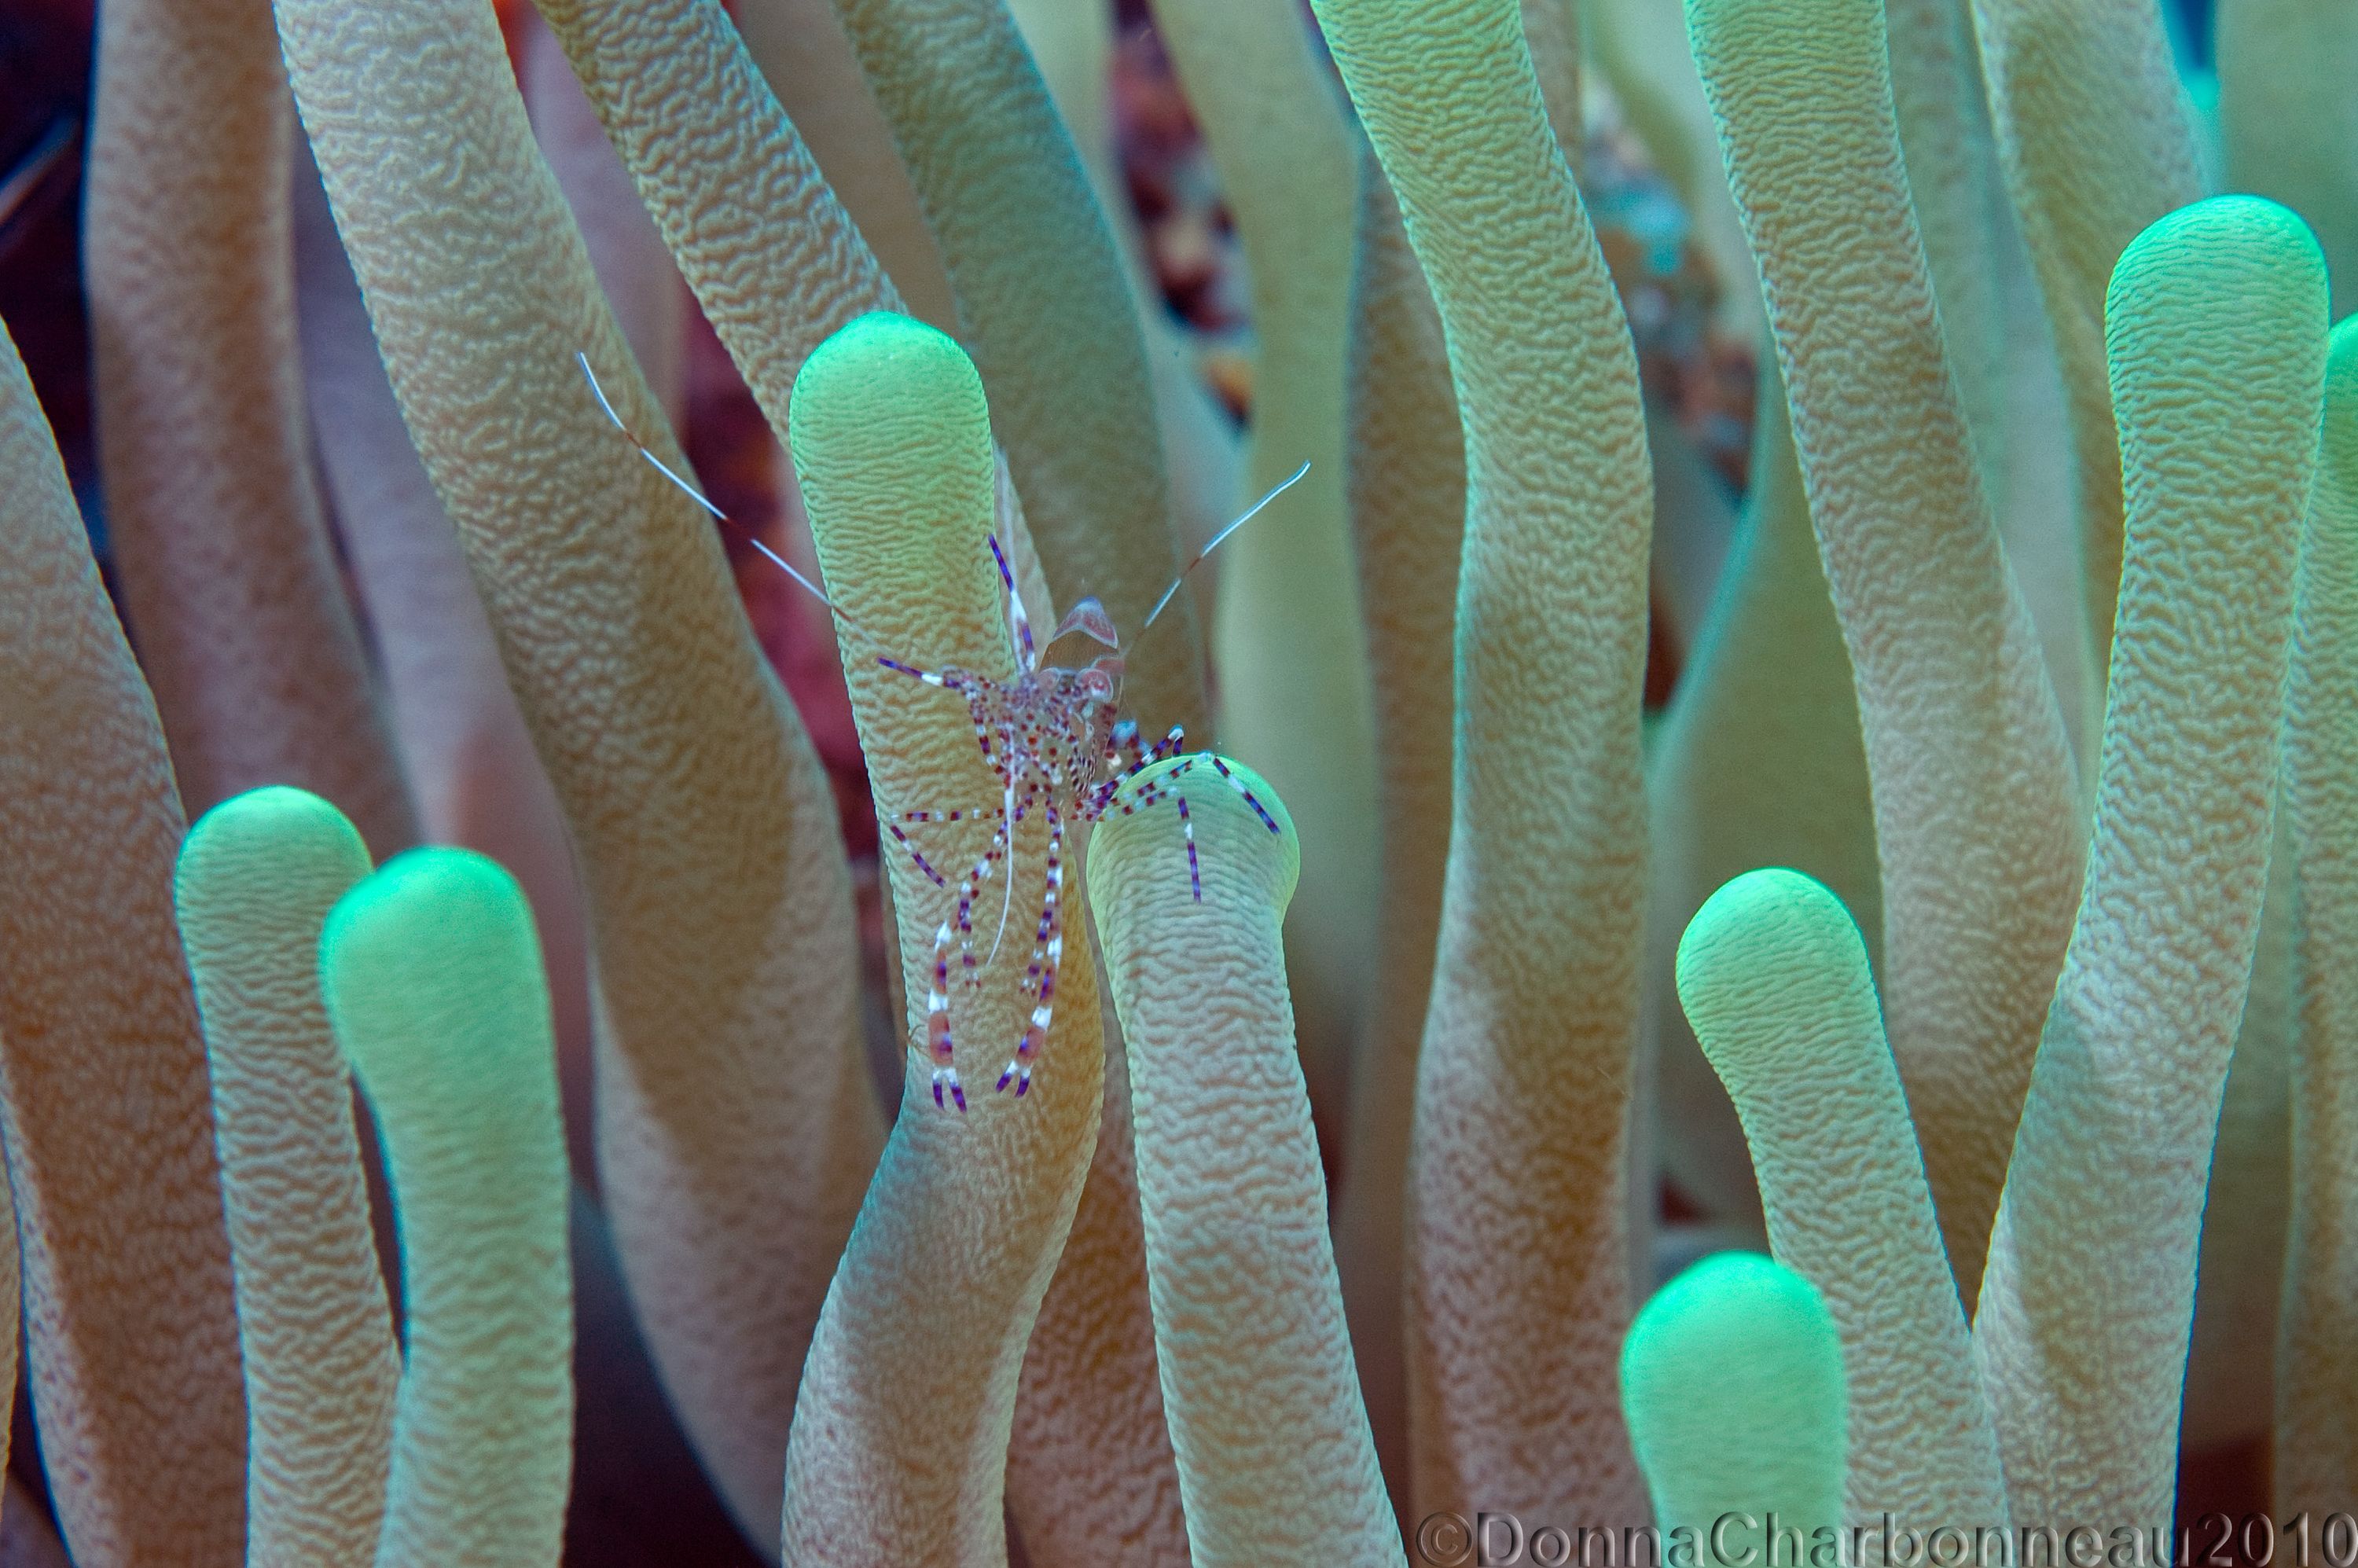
[[318, 846, 552, 1101], [318, 846, 567, 1561], [786, 310, 995, 610], [1621, 1251, 1846, 1536], [1674, 868, 1872, 1041], [2107, 194, 2327, 332], [178, 784, 369, 896], [788, 310, 988, 450], [1093, 752, 1300, 911]]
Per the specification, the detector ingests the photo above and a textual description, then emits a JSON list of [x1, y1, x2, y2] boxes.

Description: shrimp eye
[[1079, 655, 1125, 702]]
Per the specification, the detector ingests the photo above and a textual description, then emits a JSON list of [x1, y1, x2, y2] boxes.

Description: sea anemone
[[0, 0, 2349, 1560]]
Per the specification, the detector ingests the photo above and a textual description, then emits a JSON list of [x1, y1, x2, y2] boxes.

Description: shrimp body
[[878, 549, 1181, 1110]]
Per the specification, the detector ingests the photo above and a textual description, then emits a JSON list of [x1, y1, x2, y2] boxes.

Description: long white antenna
[[1139, 460, 1311, 635], [578, 352, 878, 643], [983, 782, 1018, 968]]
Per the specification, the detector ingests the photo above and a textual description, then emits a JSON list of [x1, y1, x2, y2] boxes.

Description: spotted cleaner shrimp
[[581, 354, 1302, 1111]]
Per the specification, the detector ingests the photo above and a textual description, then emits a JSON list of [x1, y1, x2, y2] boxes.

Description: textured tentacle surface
[[0, 318, 247, 1568], [85, 0, 417, 860], [1008, 0, 1249, 621], [1332, 163, 1464, 1517], [1093, 754, 1401, 1565], [1002, 592, 1190, 1558], [517, 9, 686, 422], [1646, 366, 1878, 1227], [279, 0, 880, 1538], [731, 0, 958, 327], [288, 141, 601, 1184], [824, 0, 1202, 742], [2183, 824, 2295, 1452], [2278, 318, 2358, 1515], [1677, 869, 2008, 1539], [320, 849, 572, 1567], [1312, 0, 1655, 1522], [784, 314, 1106, 1567], [1882, 0, 2012, 498], [176, 788, 400, 1568], [1150, 0, 1379, 1127], [954, 31, 1199, 1521], [1688, 0, 2083, 1305], [524, 0, 899, 396], [1973, 196, 2325, 1532], [523, 0, 1070, 658], [949, 41, 1203, 1516], [1004, 1046, 1190, 1567], [1966, 0, 2204, 670]]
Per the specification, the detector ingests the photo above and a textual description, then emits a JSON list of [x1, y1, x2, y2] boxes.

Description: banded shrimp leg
[[886, 805, 994, 892], [905, 787, 1025, 1111], [1102, 754, 1284, 902], [1096, 716, 1188, 795], [997, 802, 1069, 1099]]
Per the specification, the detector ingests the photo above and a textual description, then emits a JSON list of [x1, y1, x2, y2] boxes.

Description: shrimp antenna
[[578, 351, 887, 650], [1132, 460, 1311, 648], [982, 783, 1019, 968]]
